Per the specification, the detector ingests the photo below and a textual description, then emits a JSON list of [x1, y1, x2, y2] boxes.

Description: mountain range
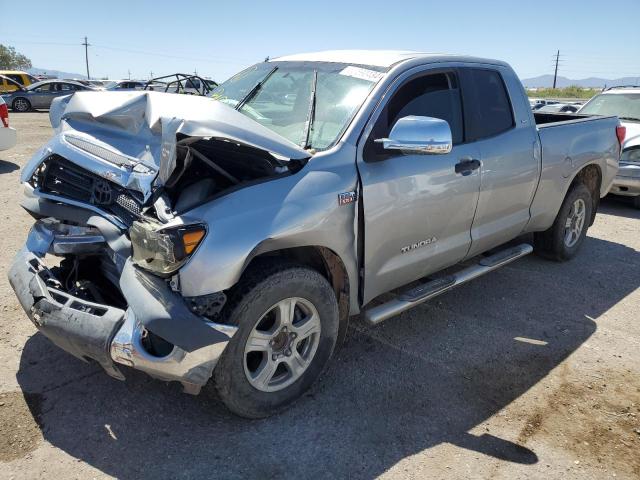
[[28, 67, 639, 89], [521, 74, 640, 89], [28, 67, 87, 80]]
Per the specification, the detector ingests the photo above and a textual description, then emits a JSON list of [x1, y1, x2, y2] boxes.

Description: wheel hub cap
[[243, 297, 321, 392], [564, 198, 586, 248]]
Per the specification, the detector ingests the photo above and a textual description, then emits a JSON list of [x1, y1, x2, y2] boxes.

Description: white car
[[580, 86, 640, 208], [0, 96, 17, 150]]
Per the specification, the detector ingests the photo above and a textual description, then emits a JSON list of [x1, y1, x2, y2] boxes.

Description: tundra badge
[[401, 237, 437, 254]]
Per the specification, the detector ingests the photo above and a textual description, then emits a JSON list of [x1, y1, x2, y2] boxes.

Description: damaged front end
[[10, 90, 310, 393]]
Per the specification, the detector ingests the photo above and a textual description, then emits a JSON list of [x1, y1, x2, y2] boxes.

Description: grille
[[38, 155, 143, 225]]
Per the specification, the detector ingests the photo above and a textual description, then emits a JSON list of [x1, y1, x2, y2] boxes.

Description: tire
[[633, 195, 640, 210], [214, 261, 339, 418], [12, 97, 31, 112], [534, 182, 593, 261]]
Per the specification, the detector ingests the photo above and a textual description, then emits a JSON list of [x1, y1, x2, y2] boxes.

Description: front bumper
[[8, 219, 237, 394], [609, 163, 640, 197]]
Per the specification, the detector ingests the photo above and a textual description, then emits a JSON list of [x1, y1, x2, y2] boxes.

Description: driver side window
[[365, 71, 464, 161]]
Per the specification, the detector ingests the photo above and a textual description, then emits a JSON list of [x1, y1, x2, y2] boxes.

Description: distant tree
[[0, 45, 32, 70]]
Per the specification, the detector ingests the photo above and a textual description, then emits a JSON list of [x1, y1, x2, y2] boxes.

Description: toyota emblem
[[92, 179, 113, 205]]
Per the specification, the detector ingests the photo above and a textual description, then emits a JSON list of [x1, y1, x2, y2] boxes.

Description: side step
[[363, 243, 533, 325]]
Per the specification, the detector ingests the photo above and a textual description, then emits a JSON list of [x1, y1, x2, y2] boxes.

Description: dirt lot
[[0, 112, 639, 480]]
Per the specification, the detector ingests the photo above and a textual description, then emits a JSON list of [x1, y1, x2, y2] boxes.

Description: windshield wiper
[[619, 116, 640, 122], [236, 66, 278, 111], [302, 70, 318, 150]]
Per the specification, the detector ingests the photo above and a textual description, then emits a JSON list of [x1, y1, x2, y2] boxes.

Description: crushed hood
[[47, 91, 310, 187]]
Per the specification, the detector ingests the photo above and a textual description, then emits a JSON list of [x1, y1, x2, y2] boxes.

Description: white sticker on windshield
[[339, 66, 384, 83]]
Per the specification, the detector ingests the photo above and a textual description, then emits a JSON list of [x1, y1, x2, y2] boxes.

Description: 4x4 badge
[[338, 191, 357, 206]]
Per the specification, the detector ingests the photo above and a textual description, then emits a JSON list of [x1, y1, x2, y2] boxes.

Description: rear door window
[[461, 68, 514, 141], [7, 74, 25, 86]]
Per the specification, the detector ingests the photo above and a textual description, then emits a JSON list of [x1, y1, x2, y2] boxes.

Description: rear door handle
[[455, 158, 481, 176]]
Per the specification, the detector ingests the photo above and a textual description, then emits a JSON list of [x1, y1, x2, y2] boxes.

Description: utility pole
[[82, 36, 91, 80], [552, 49, 560, 89]]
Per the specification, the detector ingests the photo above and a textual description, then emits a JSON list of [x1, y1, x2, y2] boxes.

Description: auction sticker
[[339, 66, 384, 83]]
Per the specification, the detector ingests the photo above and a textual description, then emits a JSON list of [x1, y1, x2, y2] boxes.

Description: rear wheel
[[12, 97, 31, 112], [633, 195, 640, 210], [534, 183, 593, 261], [214, 262, 339, 418]]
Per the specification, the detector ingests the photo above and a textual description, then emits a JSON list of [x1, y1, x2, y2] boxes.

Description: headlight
[[621, 147, 640, 163], [130, 221, 206, 276]]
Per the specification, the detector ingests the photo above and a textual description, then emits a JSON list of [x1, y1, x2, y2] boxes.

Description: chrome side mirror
[[375, 115, 452, 154]]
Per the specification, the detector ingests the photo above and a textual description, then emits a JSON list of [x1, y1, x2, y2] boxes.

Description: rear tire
[[534, 183, 593, 261], [632, 195, 640, 210], [214, 261, 339, 418], [12, 97, 31, 112]]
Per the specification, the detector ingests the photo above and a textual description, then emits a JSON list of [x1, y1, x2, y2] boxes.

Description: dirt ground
[[0, 112, 638, 480]]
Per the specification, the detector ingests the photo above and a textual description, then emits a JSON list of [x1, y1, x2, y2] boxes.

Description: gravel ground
[[0, 112, 638, 480]]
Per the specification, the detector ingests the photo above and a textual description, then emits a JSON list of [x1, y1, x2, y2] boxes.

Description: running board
[[363, 243, 533, 325]]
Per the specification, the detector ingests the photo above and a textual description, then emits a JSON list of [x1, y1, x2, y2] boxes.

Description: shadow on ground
[[15, 226, 640, 478], [0, 159, 19, 174], [599, 196, 640, 219]]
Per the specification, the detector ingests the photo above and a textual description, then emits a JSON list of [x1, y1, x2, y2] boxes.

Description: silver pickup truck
[[8, 51, 623, 418]]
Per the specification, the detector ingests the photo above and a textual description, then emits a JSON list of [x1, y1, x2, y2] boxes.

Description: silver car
[[1, 80, 93, 112]]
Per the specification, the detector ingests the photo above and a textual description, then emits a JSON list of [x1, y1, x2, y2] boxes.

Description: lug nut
[[272, 354, 278, 361], [291, 332, 297, 339], [285, 349, 291, 357]]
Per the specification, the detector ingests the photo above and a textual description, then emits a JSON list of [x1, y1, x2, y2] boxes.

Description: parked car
[[1, 80, 94, 112], [531, 99, 560, 110], [579, 86, 640, 207], [8, 50, 623, 418], [0, 70, 39, 93], [0, 97, 17, 150], [104, 80, 147, 91], [537, 103, 581, 113]]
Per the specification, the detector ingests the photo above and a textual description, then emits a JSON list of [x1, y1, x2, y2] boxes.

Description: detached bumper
[[609, 163, 640, 197], [8, 219, 237, 394]]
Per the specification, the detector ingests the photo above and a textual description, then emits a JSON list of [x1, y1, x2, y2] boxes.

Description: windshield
[[580, 92, 640, 121], [211, 61, 386, 150]]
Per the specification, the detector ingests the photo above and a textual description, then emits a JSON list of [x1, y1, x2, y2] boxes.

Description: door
[[358, 69, 481, 304], [458, 67, 539, 257], [29, 83, 55, 108]]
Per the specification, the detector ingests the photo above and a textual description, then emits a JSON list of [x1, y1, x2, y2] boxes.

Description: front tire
[[633, 195, 640, 210], [215, 262, 339, 418], [534, 183, 593, 261], [12, 97, 31, 112]]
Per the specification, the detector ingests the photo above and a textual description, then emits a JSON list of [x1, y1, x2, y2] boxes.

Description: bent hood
[[26, 91, 310, 198]]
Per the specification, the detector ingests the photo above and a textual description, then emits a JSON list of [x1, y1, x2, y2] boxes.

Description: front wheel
[[534, 183, 593, 261], [214, 262, 339, 418]]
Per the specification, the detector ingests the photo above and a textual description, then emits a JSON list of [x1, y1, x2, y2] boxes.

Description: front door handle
[[455, 158, 481, 176]]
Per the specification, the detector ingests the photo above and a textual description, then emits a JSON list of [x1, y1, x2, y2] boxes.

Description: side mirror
[[375, 115, 452, 155]]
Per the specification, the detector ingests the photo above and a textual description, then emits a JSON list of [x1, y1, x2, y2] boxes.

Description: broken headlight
[[130, 221, 206, 276]]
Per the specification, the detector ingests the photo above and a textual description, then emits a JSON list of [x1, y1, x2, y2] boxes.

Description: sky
[[2, 0, 639, 83]]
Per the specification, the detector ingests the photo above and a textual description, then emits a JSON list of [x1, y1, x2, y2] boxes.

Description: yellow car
[[0, 71, 39, 93]]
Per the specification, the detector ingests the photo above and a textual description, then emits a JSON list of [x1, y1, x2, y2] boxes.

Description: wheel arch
[[568, 163, 602, 226], [242, 246, 351, 346]]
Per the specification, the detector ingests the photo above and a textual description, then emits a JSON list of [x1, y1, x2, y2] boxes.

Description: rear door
[[358, 68, 481, 304], [459, 67, 539, 257]]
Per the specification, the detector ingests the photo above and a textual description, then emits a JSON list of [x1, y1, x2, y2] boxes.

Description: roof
[[273, 50, 427, 68], [603, 86, 640, 94], [29, 79, 88, 88], [272, 50, 507, 70], [0, 70, 30, 75]]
